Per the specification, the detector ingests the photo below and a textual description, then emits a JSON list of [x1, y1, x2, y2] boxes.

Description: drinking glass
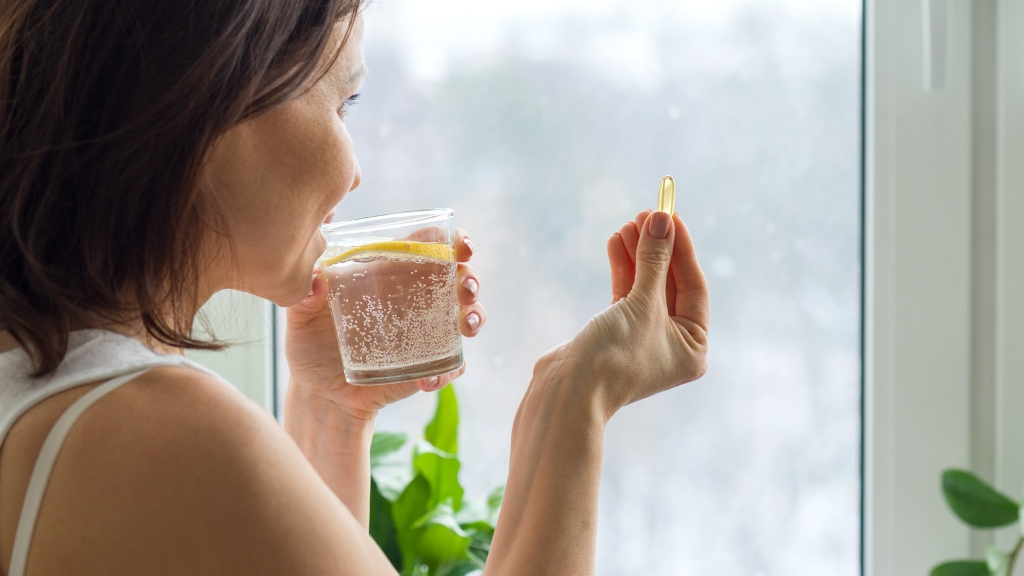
[[318, 209, 463, 385]]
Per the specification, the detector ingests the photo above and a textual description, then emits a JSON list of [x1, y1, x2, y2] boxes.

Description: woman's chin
[[269, 244, 325, 308], [268, 273, 317, 308]]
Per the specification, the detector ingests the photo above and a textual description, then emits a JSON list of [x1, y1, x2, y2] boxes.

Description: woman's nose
[[349, 159, 362, 192]]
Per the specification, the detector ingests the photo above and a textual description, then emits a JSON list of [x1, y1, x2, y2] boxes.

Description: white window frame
[[865, 0, 1024, 572], [184, 290, 275, 412]]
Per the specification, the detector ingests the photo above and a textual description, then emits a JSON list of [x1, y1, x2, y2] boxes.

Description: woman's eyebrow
[[346, 65, 367, 84]]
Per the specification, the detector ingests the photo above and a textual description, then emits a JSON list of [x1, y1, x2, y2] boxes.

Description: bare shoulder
[[15, 366, 393, 576]]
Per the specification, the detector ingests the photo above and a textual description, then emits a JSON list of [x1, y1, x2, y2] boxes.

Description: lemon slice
[[319, 240, 455, 267]]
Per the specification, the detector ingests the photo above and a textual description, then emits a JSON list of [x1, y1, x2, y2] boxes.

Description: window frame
[[864, 0, 1024, 572]]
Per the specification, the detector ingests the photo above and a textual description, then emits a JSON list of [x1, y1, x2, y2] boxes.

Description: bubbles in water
[[323, 253, 461, 374]]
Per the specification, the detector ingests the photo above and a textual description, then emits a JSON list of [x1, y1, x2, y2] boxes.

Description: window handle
[[923, 0, 948, 92]]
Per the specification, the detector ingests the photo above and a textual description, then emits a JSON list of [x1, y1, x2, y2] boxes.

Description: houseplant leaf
[[393, 475, 432, 570], [414, 523, 471, 574], [410, 501, 472, 571], [454, 500, 492, 533], [465, 528, 492, 568], [942, 469, 1019, 528], [986, 547, 1010, 576], [373, 463, 416, 502], [370, 478, 403, 570], [414, 440, 464, 512], [371, 432, 409, 467], [412, 501, 471, 535], [371, 432, 414, 501], [486, 485, 504, 526], [435, 561, 481, 576], [368, 386, 502, 575], [425, 385, 459, 454], [929, 561, 990, 576]]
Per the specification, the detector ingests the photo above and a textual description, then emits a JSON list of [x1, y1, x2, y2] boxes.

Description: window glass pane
[[295, 0, 862, 573]]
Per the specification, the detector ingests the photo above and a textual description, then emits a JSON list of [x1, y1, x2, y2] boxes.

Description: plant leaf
[[370, 478, 403, 571], [930, 561, 990, 576], [414, 521, 471, 569], [405, 563, 430, 576], [371, 432, 409, 467], [415, 440, 464, 512], [425, 385, 459, 454], [412, 501, 470, 536], [942, 469, 1020, 528], [466, 529, 492, 567], [373, 462, 416, 502], [393, 475, 432, 570], [434, 560, 481, 576], [454, 500, 490, 527], [986, 547, 1010, 576], [486, 484, 504, 525], [409, 501, 472, 570], [455, 483, 504, 537]]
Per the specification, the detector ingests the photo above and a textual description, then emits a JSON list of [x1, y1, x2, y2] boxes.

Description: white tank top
[[0, 329, 225, 576]]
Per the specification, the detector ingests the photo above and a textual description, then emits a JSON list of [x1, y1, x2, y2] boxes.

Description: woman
[[0, 0, 709, 574]]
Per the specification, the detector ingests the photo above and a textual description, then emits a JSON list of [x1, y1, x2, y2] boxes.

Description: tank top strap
[[5, 355, 217, 576]]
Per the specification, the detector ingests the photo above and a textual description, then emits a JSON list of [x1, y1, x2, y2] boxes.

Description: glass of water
[[318, 209, 463, 385]]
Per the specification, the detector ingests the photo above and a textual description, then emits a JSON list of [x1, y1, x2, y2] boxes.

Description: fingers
[[636, 209, 652, 237], [619, 221, 640, 263], [415, 363, 467, 392], [405, 226, 472, 262], [456, 262, 480, 306], [669, 213, 710, 330], [455, 229, 474, 262], [374, 380, 423, 406], [618, 209, 652, 263], [607, 232, 634, 303], [461, 302, 487, 336], [632, 210, 676, 301], [457, 263, 485, 336], [406, 225, 446, 243]]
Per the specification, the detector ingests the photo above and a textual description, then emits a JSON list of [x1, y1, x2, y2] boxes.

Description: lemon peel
[[319, 240, 455, 267]]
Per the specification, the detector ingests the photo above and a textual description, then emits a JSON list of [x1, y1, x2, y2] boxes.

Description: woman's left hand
[[283, 228, 486, 422]]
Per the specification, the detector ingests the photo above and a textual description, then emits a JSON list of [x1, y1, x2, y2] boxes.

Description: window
[[276, 0, 863, 573]]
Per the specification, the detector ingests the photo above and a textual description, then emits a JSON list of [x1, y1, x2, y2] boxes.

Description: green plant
[[369, 385, 504, 576], [932, 469, 1024, 576]]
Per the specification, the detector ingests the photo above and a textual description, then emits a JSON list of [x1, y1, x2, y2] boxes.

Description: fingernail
[[463, 237, 474, 252], [424, 376, 441, 390], [466, 312, 480, 331], [308, 275, 317, 297], [463, 277, 479, 297], [649, 211, 670, 239]]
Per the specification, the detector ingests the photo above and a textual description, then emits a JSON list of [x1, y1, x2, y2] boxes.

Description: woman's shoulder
[[0, 366, 384, 576]]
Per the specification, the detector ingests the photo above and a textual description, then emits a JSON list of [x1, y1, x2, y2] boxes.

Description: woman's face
[[200, 16, 366, 307]]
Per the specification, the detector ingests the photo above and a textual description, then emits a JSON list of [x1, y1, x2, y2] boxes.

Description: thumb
[[632, 210, 675, 299]]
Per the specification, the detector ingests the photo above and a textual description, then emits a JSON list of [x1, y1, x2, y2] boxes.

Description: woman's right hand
[[541, 209, 710, 420]]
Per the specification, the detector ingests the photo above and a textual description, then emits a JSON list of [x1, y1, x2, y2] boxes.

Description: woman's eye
[[339, 93, 360, 118]]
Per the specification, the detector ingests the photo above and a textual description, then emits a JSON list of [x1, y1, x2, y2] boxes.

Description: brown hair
[[0, 0, 360, 376]]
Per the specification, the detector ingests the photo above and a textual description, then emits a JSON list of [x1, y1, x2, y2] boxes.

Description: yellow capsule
[[658, 175, 676, 214]]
